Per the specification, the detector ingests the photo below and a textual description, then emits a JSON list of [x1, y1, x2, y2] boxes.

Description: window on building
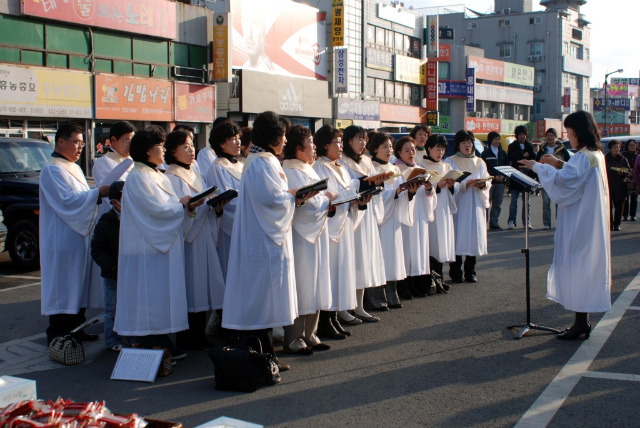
[[529, 43, 542, 56], [499, 45, 511, 58], [570, 43, 582, 59], [572, 28, 583, 40], [438, 62, 450, 79], [529, 16, 542, 24], [499, 19, 511, 27], [376, 27, 385, 46], [585, 48, 590, 60], [386, 29, 394, 49], [395, 32, 403, 52], [563, 42, 569, 55], [533, 101, 543, 115], [366, 25, 375, 45], [438, 99, 450, 116], [366, 77, 375, 95], [385, 80, 394, 98], [583, 103, 589, 112], [375, 79, 385, 98], [535, 72, 543, 86], [467, 22, 478, 30]]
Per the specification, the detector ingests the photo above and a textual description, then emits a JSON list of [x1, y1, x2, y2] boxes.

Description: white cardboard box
[[193, 416, 263, 428], [0, 376, 37, 408]]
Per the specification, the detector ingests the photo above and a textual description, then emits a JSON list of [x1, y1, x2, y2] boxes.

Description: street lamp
[[604, 68, 623, 137]]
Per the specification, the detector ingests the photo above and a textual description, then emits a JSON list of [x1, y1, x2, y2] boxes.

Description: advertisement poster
[[465, 117, 501, 133], [21, 0, 176, 39], [425, 15, 438, 59], [425, 61, 438, 111], [95, 74, 173, 121], [0, 64, 92, 118], [466, 67, 475, 112], [380, 104, 426, 124], [212, 13, 231, 83], [332, 5, 344, 47], [334, 47, 348, 94], [174, 83, 215, 123], [231, 0, 327, 80]]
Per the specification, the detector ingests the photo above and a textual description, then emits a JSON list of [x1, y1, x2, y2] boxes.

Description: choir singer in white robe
[[282, 125, 336, 354], [197, 117, 230, 176], [222, 111, 316, 370], [444, 131, 491, 284], [520, 110, 611, 340], [40, 123, 110, 345], [114, 126, 201, 357], [164, 130, 226, 350]]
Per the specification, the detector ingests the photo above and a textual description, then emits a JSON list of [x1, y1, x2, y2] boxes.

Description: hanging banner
[[95, 74, 173, 121], [425, 15, 439, 59], [21, 0, 176, 39], [466, 67, 475, 112], [174, 83, 215, 123], [425, 61, 438, 111], [334, 47, 349, 94], [563, 87, 571, 114], [332, 5, 344, 47], [212, 13, 231, 83]]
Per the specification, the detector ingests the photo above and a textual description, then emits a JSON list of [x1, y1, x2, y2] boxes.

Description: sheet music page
[[494, 166, 541, 189], [111, 348, 163, 383], [332, 187, 359, 205]]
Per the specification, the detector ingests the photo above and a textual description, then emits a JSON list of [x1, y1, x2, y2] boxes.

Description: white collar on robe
[[104, 149, 131, 164], [132, 162, 175, 196], [214, 156, 244, 181], [282, 159, 318, 179], [371, 160, 401, 185], [244, 152, 286, 180], [340, 154, 373, 177], [318, 156, 351, 189], [165, 164, 204, 193], [581, 148, 609, 200], [395, 163, 417, 180], [48, 155, 89, 188], [447, 155, 484, 175]]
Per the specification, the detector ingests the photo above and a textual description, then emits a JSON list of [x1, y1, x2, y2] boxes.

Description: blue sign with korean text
[[438, 80, 467, 99], [466, 68, 475, 112], [593, 98, 631, 111]]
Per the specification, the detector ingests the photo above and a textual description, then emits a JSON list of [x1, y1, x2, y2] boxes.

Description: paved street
[[1, 194, 639, 428]]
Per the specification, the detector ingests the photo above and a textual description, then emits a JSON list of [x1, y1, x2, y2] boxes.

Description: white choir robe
[[397, 164, 437, 276], [204, 157, 242, 280], [222, 152, 298, 330], [166, 165, 225, 311], [40, 157, 101, 315], [444, 156, 491, 257], [313, 157, 358, 311], [417, 157, 458, 263], [372, 161, 414, 282], [114, 163, 189, 336], [197, 147, 217, 178], [340, 155, 387, 289], [532, 150, 611, 312], [92, 151, 133, 216], [283, 160, 332, 314]]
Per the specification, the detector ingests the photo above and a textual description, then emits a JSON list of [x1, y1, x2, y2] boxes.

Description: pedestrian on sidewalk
[[481, 131, 509, 230]]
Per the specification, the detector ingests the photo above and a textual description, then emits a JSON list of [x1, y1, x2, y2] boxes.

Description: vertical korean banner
[[466, 68, 475, 112], [425, 15, 439, 59], [334, 47, 348, 94], [212, 13, 231, 83], [425, 61, 438, 112], [563, 87, 570, 114], [332, 2, 344, 47]]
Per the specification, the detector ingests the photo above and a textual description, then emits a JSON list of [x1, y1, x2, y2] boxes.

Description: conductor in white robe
[[92, 121, 135, 216], [520, 111, 611, 340], [221, 111, 316, 368], [114, 126, 200, 355], [40, 123, 109, 345]]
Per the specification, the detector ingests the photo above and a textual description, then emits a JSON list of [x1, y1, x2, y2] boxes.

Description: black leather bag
[[206, 335, 280, 392]]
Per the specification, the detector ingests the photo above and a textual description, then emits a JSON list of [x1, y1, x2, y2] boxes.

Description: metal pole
[[604, 74, 608, 137]]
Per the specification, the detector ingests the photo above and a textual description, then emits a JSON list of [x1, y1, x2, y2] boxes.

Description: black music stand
[[495, 166, 561, 340]]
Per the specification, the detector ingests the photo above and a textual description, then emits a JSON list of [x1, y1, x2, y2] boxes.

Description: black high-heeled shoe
[[557, 323, 591, 340]]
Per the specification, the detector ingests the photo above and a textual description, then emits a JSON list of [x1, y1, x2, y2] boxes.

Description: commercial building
[[591, 79, 640, 137], [0, 0, 214, 173]]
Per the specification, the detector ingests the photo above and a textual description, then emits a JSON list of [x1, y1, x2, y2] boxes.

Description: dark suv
[[0, 138, 53, 270]]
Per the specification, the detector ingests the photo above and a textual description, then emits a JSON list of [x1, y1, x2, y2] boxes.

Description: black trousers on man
[[46, 308, 87, 345]]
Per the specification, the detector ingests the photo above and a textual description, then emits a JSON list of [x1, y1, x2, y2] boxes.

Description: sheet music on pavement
[[111, 348, 164, 383], [494, 166, 541, 190], [100, 158, 133, 186], [332, 187, 359, 205]]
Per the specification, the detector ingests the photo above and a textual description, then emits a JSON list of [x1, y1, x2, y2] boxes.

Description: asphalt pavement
[[1, 193, 639, 428]]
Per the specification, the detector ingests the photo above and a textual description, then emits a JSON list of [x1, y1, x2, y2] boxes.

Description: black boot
[[410, 275, 430, 297], [449, 256, 464, 283], [176, 311, 207, 350], [397, 278, 414, 300], [331, 311, 351, 337], [464, 256, 477, 283], [364, 286, 389, 311], [384, 282, 403, 309], [558, 312, 591, 340], [317, 311, 346, 340]]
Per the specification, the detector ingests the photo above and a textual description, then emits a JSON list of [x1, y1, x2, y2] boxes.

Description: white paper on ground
[[110, 348, 163, 383]]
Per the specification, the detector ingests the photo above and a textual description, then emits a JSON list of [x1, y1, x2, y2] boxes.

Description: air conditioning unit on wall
[[533, 85, 541, 92], [527, 55, 541, 62]]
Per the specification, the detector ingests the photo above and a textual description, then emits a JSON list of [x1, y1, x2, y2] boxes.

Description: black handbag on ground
[[206, 335, 280, 392]]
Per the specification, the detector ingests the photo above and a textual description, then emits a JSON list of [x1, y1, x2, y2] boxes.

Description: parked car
[[0, 138, 54, 270], [0, 209, 7, 253]]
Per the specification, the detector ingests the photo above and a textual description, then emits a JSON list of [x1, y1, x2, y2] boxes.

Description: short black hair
[[514, 125, 528, 138], [109, 121, 136, 140], [164, 130, 191, 165], [624, 139, 637, 152], [607, 139, 621, 151], [240, 127, 252, 150], [252, 111, 286, 153], [342, 125, 365, 162], [453, 130, 473, 153], [366, 132, 391, 157], [313, 124, 340, 157], [129, 126, 165, 163], [209, 121, 240, 155], [172, 124, 195, 135], [394, 136, 415, 158], [55, 123, 84, 147], [487, 131, 500, 144], [563, 110, 600, 151], [426, 134, 448, 151], [545, 127, 558, 138], [212, 117, 231, 129], [283, 125, 312, 160], [409, 125, 430, 140]]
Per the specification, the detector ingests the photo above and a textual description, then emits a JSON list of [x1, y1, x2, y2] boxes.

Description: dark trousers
[[131, 334, 177, 352], [449, 255, 477, 280], [430, 257, 444, 278], [611, 199, 624, 227], [234, 328, 275, 356], [623, 194, 637, 218], [46, 308, 87, 345], [176, 311, 208, 350]]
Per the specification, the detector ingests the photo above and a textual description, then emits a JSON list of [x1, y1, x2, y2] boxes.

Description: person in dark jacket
[[536, 128, 572, 229], [481, 131, 509, 230], [605, 140, 631, 231], [507, 125, 536, 229], [91, 181, 125, 351], [622, 139, 638, 221]]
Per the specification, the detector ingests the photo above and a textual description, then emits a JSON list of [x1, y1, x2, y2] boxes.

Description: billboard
[[476, 83, 533, 105], [332, 5, 344, 47], [21, 0, 176, 39], [334, 47, 349, 94], [465, 117, 501, 133], [336, 98, 380, 121], [504, 63, 534, 87], [468, 56, 505, 82], [95, 74, 173, 121], [212, 13, 231, 83], [438, 80, 466, 99], [425, 15, 438, 59], [593, 98, 631, 111], [437, 44, 451, 62], [366, 48, 393, 72], [0, 64, 92, 118], [231, 0, 327, 80], [380, 104, 426, 124], [174, 83, 215, 123], [395, 55, 422, 85], [425, 61, 439, 111], [611, 77, 640, 85]]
